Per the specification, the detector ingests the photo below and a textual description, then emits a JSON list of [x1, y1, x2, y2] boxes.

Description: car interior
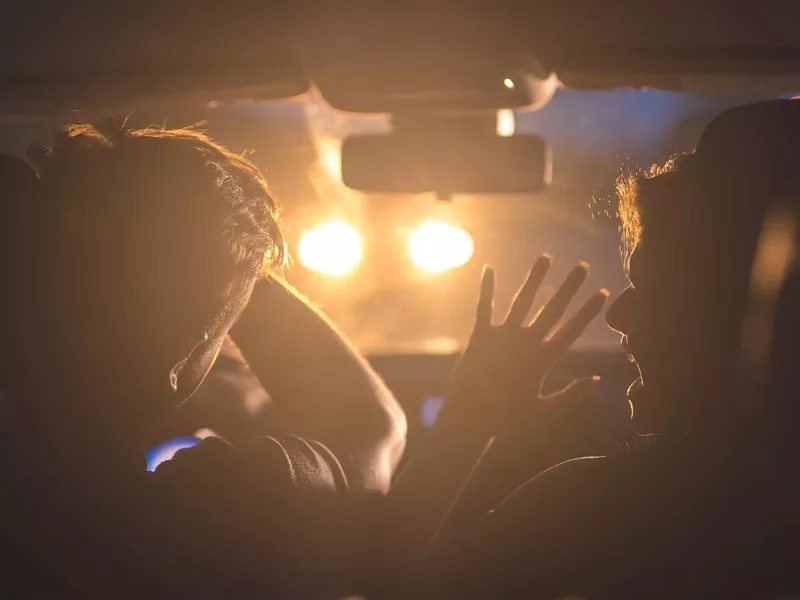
[[3, 3, 800, 583], [5, 0, 800, 466]]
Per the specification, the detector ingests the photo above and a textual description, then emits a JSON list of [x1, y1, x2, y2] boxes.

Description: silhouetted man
[[1, 122, 404, 598]]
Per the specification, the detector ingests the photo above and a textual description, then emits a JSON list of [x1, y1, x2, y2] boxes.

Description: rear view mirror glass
[[341, 133, 551, 195]]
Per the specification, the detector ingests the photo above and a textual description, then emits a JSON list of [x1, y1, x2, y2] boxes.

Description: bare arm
[[230, 276, 407, 494]]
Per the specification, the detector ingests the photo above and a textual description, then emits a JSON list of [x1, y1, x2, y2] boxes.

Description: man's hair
[[35, 120, 287, 335]]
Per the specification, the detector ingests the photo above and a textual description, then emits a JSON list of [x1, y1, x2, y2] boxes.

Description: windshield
[[0, 88, 762, 354]]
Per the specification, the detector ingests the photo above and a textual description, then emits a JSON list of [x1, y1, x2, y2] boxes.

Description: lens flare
[[408, 220, 474, 273], [496, 109, 516, 137], [298, 221, 362, 276], [320, 140, 342, 181]]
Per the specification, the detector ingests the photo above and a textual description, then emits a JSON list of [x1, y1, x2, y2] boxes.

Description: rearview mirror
[[341, 133, 551, 196]]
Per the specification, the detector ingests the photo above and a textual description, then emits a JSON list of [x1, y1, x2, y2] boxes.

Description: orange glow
[[496, 109, 516, 137], [408, 220, 474, 273], [298, 221, 362, 276]]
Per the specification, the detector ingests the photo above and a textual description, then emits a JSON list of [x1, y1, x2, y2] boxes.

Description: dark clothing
[[1, 433, 355, 599], [2, 411, 793, 599], [438, 439, 794, 599]]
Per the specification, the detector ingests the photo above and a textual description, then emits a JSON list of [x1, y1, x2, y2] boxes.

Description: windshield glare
[[0, 89, 764, 354]]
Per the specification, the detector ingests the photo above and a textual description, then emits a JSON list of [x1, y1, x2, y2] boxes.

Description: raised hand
[[443, 254, 609, 437], [382, 259, 607, 566]]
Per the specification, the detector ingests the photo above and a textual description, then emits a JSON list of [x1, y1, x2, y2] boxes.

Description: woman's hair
[[616, 149, 800, 453], [615, 153, 696, 270]]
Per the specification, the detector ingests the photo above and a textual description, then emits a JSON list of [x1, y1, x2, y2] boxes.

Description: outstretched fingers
[[528, 262, 591, 339], [504, 254, 552, 328], [542, 375, 600, 404], [545, 289, 610, 356], [474, 265, 496, 331]]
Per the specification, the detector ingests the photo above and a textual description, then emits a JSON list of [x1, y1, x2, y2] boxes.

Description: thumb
[[541, 375, 601, 413]]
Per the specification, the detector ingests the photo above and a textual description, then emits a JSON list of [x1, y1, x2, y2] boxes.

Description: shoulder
[[141, 435, 352, 595], [468, 444, 685, 597], [486, 440, 677, 535], [147, 435, 351, 580], [152, 434, 348, 495], [483, 455, 613, 536]]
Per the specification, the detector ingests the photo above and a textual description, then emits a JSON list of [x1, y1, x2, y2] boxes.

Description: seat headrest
[[696, 99, 800, 196]]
